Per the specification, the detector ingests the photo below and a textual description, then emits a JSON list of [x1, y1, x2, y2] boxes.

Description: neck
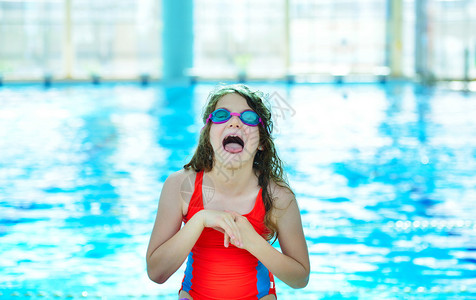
[[208, 161, 257, 194]]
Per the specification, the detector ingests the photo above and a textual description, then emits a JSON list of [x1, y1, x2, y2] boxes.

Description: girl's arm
[[232, 186, 310, 288], [146, 171, 201, 284], [146, 171, 242, 284]]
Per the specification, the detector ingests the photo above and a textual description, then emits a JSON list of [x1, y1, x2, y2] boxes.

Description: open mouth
[[222, 135, 244, 153]]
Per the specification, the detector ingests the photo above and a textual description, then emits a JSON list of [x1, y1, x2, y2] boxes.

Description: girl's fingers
[[203, 210, 245, 248], [232, 213, 246, 248], [223, 218, 238, 244], [227, 214, 243, 246], [224, 233, 230, 248], [232, 220, 243, 247], [219, 213, 243, 248], [231, 211, 241, 219], [219, 219, 235, 242], [226, 214, 244, 248]]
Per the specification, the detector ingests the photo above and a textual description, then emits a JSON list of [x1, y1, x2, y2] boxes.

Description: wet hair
[[184, 84, 293, 242]]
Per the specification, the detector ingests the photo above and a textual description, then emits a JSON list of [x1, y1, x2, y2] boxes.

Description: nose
[[228, 115, 242, 128]]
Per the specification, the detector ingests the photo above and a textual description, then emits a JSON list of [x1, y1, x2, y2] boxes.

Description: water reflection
[[0, 82, 475, 298], [279, 82, 476, 297], [157, 85, 198, 175]]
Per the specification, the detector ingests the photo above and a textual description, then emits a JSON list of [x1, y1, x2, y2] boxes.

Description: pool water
[[0, 82, 475, 299]]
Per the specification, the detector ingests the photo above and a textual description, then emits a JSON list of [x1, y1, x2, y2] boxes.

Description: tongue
[[224, 143, 243, 153]]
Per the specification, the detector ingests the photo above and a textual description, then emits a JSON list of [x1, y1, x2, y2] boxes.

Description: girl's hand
[[197, 210, 242, 248], [226, 212, 261, 250]]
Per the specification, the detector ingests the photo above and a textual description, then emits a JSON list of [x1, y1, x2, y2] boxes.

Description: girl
[[146, 84, 310, 299]]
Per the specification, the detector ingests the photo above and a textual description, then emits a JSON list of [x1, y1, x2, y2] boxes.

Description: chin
[[215, 150, 254, 170]]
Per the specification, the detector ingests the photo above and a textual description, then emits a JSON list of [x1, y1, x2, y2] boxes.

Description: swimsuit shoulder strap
[[189, 170, 204, 209], [245, 188, 265, 219]]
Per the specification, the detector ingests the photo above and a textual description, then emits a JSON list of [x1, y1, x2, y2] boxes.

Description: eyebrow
[[215, 107, 253, 113]]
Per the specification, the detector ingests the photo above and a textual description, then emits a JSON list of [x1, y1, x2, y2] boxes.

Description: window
[[71, 0, 161, 79], [428, 0, 475, 80], [0, 0, 63, 79], [289, 0, 387, 76], [0, 0, 161, 80], [193, 0, 287, 79]]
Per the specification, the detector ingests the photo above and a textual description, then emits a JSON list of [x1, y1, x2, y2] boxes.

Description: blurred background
[[1, 0, 476, 299], [0, 0, 474, 85]]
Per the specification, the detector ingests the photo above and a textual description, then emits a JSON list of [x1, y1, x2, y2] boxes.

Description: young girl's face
[[209, 93, 261, 170]]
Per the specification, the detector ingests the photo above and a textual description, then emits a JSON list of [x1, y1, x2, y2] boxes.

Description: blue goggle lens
[[208, 108, 261, 126]]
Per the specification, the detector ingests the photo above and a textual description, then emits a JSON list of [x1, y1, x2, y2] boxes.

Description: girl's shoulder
[[268, 180, 295, 210], [164, 168, 198, 186], [163, 169, 199, 206]]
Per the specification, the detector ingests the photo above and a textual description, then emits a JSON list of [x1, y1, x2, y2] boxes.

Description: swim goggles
[[206, 108, 263, 127]]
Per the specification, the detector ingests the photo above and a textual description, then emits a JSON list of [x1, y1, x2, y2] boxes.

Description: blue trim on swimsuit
[[182, 252, 194, 292], [256, 260, 270, 298]]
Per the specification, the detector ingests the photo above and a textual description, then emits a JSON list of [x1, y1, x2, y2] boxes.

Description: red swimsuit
[[180, 171, 277, 299]]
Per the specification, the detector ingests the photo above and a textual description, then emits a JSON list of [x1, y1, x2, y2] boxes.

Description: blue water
[[0, 82, 475, 299]]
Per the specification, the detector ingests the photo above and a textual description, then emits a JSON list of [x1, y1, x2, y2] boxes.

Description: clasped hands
[[198, 209, 258, 249]]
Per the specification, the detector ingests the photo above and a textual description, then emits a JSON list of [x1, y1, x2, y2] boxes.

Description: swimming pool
[[0, 82, 475, 299]]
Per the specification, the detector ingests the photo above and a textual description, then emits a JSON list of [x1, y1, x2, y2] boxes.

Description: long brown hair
[[184, 84, 292, 242]]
